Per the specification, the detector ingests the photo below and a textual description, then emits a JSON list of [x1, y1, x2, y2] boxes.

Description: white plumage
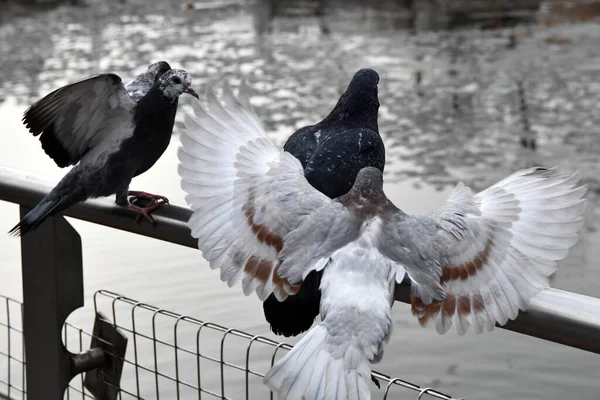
[[383, 168, 586, 335], [180, 83, 339, 301], [178, 82, 586, 400]]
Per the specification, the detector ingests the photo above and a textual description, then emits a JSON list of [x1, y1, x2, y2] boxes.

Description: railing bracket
[[84, 311, 128, 400]]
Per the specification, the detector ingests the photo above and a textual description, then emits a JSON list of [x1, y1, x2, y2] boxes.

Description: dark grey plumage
[[9, 67, 198, 236], [262, 68, 385, 337]]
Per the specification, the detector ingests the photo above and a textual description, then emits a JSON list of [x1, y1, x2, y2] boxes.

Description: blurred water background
[[1, 0, 600, 398]]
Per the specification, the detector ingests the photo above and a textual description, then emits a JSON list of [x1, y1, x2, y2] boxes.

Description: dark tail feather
[[262, 270, 322, 337], [8, 198, 64, 237]]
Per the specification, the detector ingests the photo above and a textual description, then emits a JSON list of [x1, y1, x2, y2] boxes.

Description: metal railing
[[1, 291, 461, 400], [1, 164, 600, 399]]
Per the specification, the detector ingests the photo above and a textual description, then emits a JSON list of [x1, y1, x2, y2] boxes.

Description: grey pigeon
[[9, 65, 198, 236], [262, 68, 384, 338], [179, 84, 585, 400]]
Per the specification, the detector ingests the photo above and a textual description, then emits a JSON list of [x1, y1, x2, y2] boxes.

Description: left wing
[[378, 167, 586, 335], [178, 83, 346, 301], [22, 73, 136, 167]]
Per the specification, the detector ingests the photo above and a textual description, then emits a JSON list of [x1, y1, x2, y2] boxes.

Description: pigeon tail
[[8, 181, 84, 237], [9, 197, 65, 236], [263, 270, 322, 337], [264, 324, 372, 400]]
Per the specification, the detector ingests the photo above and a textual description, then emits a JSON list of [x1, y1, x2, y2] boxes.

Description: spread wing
[[178, 82, 348, 301], [378, 167, 586, 335], [22, 73, 136, 167]]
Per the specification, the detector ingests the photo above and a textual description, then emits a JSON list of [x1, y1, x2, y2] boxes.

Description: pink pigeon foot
[[127, 191, 169, 224]]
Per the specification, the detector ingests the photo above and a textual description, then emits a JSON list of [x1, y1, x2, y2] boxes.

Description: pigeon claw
[[125, 191, 168, 226], [127, 190, 170, 205], [127, 201, 164, 227], [371, 374, 381, 390]]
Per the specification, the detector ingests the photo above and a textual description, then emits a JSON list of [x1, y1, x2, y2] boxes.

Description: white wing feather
[[379, 167, 586, 335], [179, 83, 334, 301]]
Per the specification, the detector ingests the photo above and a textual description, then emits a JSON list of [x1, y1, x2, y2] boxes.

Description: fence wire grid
[[0, 291, 463, 400]]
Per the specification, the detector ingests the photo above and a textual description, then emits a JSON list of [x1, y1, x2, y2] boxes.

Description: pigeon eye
[[172, 76, 182, 84]]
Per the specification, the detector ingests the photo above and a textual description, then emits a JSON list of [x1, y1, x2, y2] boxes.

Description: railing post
[[19, 207, 104, 399]]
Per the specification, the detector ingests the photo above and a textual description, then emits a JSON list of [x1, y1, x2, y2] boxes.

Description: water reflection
[[247, 0, 542, 34], [1, 1, 600, 399]]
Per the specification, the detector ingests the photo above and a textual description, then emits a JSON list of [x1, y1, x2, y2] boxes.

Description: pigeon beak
[[185, 87, 199, 99]]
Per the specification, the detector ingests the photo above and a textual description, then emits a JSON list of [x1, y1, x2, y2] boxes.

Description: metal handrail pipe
[[1, 165, 599, 355]]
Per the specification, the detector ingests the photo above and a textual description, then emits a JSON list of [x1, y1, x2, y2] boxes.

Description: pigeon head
[[353, 166, 384, 193], [348, 68, 379, 90], [322, 68, 380, 132], [148, 61, 172, 82], [158, 69, 199, 100]]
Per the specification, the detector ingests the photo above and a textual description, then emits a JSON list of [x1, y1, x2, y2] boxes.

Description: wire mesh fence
[[1, 291, 464, 400], [0, 296, 25, 400]]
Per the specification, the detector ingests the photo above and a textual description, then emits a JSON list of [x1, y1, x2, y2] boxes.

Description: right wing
[[125, 61, 171, 102], [23, 74, 136, 167], [378, 167, 586, 335], [179, 83, 350, 301]]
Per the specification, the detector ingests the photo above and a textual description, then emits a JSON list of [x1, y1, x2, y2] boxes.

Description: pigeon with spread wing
[[9, 64, 198, 236], [178, 83, 586, 400]]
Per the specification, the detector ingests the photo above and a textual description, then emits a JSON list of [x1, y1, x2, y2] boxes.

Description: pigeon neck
[[351, 178, 384, 198], [143, 84, 180, 104], [321, 89, 379, 133], [337, 167, 388, 217], [134, 86, 179, 129], [161, 91, 180, 104], [339, 184, 388, 218]]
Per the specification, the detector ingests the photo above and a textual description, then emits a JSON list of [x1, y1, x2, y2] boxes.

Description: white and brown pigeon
[[9, 64, 198, 236], [178, 83, 586, 400]]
